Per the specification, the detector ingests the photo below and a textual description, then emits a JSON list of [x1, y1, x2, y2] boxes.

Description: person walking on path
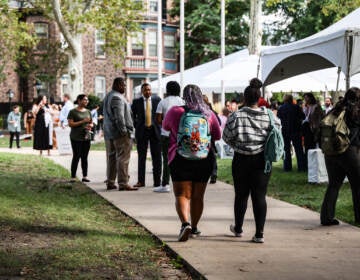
[[320, 87, 360, 226], [277, 94, 306, 172], [222, 78, 281, 243], [154, 81, 184, 193], [67, 94, 93, 183], [103, 78, 138, 191], [7, 105, 21, 149], [131, 83, 162, 189], [163, 84, 221, 242], [59, 93, 74, 128]]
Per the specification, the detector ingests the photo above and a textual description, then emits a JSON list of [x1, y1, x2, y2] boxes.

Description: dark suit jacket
[[131, 95, 162, 140]]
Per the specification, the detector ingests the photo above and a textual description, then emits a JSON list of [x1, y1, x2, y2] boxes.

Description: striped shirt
[[222, 106, 281, 155]]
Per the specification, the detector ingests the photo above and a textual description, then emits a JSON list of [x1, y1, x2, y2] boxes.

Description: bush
[[87, 94, 102, 110]]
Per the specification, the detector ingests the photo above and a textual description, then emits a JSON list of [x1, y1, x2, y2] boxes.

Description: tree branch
[[51, 0, 78, 56], [83, 0, 95, 14]]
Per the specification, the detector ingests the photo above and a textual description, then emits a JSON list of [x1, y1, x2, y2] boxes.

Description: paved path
[[2, 147, 360, 279]]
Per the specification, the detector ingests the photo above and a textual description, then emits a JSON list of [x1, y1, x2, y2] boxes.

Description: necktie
[[145, 98, 152, 127]]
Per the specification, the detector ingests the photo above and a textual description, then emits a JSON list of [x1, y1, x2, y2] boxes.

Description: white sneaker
[[153, 185, 170, 193], [252, 235, 264, 243], [230, 224, 243, 237]]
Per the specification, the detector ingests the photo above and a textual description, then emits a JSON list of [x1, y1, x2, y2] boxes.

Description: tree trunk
[[51, 0, 84, 100], [67, 34, 83, 100], [249, 0, 262, 55]]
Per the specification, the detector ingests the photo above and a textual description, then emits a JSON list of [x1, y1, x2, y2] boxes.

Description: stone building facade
[[0, 0, 178, 112]]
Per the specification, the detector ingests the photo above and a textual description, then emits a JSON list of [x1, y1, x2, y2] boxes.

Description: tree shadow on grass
[[0, 216, 144, 240]]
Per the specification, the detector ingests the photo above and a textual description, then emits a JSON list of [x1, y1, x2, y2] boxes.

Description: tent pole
[[345, 31, 353, 91], [220, 0, 225, 107], [180, 0, 185, 93], [336, 67, 341, 93], [157, 0, 163, 98]]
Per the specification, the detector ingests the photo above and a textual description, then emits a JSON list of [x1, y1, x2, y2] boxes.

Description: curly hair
[[244, 78, 263, 106]]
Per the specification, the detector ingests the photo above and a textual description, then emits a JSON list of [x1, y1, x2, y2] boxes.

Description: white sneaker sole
[[178, 226, 192, 242]]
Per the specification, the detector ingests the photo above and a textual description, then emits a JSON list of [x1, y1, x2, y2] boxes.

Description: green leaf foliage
[[170, 0, 249, 68], [22, 0, 143, 69], [0, 1, 37, 82], [264, 0, 358, 44]]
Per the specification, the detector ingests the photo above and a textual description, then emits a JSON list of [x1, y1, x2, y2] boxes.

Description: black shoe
[[106, 184, 117, 190], [178, 223, 192, 242], [82, 178, 90, 182], [191, 227, 201, 236], [321, 219, 340, 226], [209, 175, 217, 184]]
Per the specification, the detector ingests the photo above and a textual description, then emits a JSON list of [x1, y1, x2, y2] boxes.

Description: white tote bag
[[54, 127, 72, 155]]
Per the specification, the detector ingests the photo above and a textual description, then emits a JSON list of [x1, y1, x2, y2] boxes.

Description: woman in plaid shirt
[[223, 78, 281, 243]]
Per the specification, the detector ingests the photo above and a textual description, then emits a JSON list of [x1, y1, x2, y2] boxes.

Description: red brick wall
[[0, 62, 19, 104], [82, 28, 124, 96]]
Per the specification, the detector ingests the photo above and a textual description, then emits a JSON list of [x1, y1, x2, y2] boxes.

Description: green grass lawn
[[217, 158, 358, 227], [0, 153, 188, 279], [0, 133, 106, 150]]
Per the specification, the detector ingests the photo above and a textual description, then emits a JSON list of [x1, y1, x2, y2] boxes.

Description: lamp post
[[7, 89, 14, 112]]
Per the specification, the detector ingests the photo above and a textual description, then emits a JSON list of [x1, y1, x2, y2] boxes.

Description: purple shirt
[[163, 106, 222, 164]]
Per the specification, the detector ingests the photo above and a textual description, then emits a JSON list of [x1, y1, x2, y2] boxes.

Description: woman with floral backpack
[[163, 84, 221, 242]]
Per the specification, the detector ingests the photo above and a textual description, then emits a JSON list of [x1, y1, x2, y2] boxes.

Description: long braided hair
[[183, 84, 212, 118]]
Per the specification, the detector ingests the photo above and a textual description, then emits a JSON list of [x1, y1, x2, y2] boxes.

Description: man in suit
[[277, 94, 306, 172], [131, 83, 162, 188]]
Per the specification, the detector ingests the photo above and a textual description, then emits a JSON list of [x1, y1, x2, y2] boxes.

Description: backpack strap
[[267, 109, 275, 129], [264, 109, 274, 173]]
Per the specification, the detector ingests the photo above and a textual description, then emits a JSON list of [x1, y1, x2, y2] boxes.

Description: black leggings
[[321, 146, 360, 224], [70, 140, 91, 178], [232, 152, 271, 237], [9, 131, 20, 148]]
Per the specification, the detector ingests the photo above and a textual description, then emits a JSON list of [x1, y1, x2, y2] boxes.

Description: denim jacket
[[7, 111, 21, 132]]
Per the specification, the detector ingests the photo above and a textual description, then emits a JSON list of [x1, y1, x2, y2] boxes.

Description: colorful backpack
[[177, 108, 211, 160], [320, 110, 350, 156], [264, 109, 285, 173]]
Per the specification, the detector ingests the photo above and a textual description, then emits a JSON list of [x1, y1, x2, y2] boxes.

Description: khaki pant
[[105, 135, 132, 188]]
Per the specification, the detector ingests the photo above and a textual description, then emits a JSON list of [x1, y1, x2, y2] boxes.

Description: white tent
[[260, 8, 360, 88], [134, 49, 253, 95], [138, 48, 344, 96], [204, 49, 360, 92]]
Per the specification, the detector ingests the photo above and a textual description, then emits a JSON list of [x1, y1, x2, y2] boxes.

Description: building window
[[149, 0, 158, 13], [131, 32, 144, 56], [34, 22, 49, 51], [95, 76, 106, 99], [148, 31, 157, 57], [95, 30, 106, 58], [164, 34, 175, 59]]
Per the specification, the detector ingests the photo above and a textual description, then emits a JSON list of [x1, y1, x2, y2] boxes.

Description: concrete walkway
[[2, 147, 360, 279]]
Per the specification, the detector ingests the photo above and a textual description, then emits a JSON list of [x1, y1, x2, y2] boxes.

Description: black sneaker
[[321, 219, 340, 226], [191, 227, 201, 237], [178, 223, 192, 242], [209, 175, 217, 184]]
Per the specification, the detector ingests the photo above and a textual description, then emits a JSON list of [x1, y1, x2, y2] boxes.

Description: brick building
[[0, 0, 178, 114]]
